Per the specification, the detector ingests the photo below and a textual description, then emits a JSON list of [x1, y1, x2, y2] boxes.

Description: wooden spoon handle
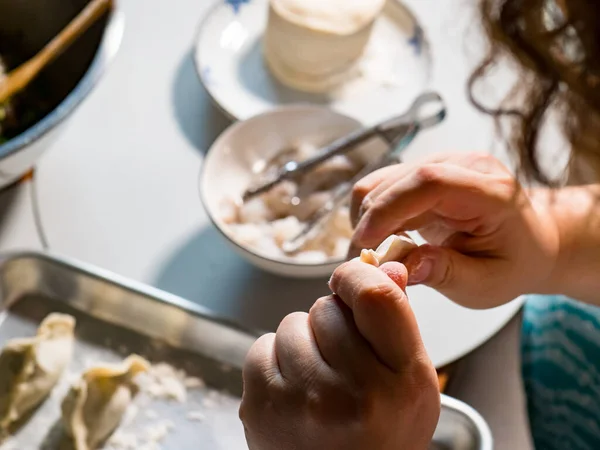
[[0, 0, 112, 103]]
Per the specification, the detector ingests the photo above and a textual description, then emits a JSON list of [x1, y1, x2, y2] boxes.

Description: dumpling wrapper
[[61, 354, 150, 450], [360, 234, 417, 267], [0, 313, 75, 430]]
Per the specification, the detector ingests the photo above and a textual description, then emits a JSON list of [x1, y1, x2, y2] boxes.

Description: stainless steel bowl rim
[[440, 394, 494, 450], [0, 7, 125, 161]]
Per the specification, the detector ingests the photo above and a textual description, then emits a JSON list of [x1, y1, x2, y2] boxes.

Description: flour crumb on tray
[[144, 420, 175, 443], [140, 363, 207, 403]]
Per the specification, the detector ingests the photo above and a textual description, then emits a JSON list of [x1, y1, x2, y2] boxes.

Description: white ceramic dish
[[199, 105, 388, 278], [194, 0, 431, 125]]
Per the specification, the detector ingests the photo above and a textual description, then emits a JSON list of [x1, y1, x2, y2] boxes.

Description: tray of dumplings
[[0, 251, 492, 450]]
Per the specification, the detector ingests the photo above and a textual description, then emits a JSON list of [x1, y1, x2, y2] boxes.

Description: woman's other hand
[[350, 153, 560, 308]]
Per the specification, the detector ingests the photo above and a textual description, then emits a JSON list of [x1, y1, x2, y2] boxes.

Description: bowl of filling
[[200, 105, 389, 278], [0, 0, 124, 188]]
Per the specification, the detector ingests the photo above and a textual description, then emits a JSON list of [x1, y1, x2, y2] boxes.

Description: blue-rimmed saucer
[[194, 0, 432, 125]]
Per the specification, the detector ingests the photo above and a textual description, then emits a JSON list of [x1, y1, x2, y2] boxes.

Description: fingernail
[[407, 258, 433, 285]]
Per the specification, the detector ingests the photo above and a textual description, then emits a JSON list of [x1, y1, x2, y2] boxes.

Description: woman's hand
[[240, 261, 440, 450], [350, 153, 560, 308]]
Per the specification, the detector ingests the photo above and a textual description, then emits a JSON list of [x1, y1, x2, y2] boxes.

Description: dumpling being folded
[[61, 354, 150, 450], [0, 313, 76, 431], [360, 234, 417, 267]]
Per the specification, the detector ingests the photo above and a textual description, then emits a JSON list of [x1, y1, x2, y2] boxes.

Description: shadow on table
[[171, 50, 232, 154], [0, 180, 22, 227], [152, 226, 330, 332]]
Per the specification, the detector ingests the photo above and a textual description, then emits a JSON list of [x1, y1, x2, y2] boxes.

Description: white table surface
[[32, 0, 524, 368]]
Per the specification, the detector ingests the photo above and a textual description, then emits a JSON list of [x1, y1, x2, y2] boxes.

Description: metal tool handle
[[244, 92, 446, 201], [282, 127, 380, 176], [291, 92, 445, 173], [243, 125, 382, 201], [282, 93, 447, 254], [286, 92, 446, 179], [282, 153, 400, 254], [377, 92, 446, 146]]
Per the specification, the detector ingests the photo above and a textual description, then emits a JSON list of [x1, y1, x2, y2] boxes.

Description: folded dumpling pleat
[[61, 354, 149, 450], [360, 234, 417, 267], [0, 313, 76, 430]]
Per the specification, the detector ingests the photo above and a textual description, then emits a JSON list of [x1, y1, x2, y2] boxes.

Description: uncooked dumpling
[[360, 234, 417, 267], [61, 354, 149, 450], [0, 313, 75, 430]]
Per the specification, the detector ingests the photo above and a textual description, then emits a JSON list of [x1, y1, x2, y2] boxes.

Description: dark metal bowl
[[0, 0, 124, 187]]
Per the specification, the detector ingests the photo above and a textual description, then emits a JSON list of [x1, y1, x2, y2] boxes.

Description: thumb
[[403, 245, 494, 308]]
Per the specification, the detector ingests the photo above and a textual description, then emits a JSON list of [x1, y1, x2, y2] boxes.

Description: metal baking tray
[[0, 252, 492, 450]]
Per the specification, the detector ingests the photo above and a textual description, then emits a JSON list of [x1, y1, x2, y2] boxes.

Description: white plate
[[194, 0, 431, 124]]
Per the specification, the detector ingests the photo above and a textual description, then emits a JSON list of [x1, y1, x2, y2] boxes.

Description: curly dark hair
[[468, 0, 600, 185]]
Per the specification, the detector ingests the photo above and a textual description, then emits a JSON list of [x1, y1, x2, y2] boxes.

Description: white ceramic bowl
[[200, 105, 387, 278]]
